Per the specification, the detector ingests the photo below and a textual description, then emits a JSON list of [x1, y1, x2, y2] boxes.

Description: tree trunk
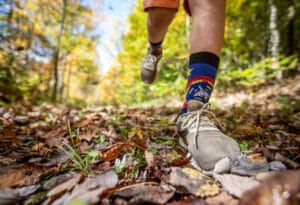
[[287, 1, 295, 56], [268, 0, 281, 79], [52, 0, 67, 102], [269, 0, 280, 57]]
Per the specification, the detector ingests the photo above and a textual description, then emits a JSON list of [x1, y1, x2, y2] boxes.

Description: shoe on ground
[[141, 48, 162, 84], [176, 100, 240, 174]]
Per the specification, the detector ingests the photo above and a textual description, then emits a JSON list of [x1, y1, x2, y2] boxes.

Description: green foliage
[[114, 155, 127, 174], [99, 0, 300, 106], [129, 148, 147, 178], [58, 126, 98, 173], [239, 141, 249, 151], [99, 0, 187, 105], [0, 0, 100, 105], [219, 55, 298, 87], [95, 133, 109, 145]]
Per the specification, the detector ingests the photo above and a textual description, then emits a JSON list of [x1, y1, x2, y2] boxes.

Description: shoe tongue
[[187, 100, 204, 112]]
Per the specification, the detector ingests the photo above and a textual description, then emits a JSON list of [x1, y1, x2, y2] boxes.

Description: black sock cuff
[[149, 40, 163, 47], [189, 52, 220, 68]]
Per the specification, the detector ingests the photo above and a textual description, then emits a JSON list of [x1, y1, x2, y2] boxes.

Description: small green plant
[[149, 147, 158, 154], [119, 127, 130, 137], [114, 155, 127, 174], [172, 150, 179, 160], [152, 135, 177, 146], [57, 126, 99, 173], [129, 148, 147, 178], [239, 140, 249, 151], [95, 133, 108, 145], [68, 123, 80, 148]]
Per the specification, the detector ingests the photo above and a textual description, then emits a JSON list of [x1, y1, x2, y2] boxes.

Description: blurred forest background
[[1, 0, 299, 107]]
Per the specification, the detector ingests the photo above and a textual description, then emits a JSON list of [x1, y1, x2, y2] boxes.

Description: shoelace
[[179, 103, 224, 149], [143, 54, 157, 70]]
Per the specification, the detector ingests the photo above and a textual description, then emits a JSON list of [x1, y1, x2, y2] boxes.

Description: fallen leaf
[[78, 129, 98, 142], [145, 150, 155, 168], [65, 170, 119, 204], [168, 167, 219, 197], [69, 187, 106, 204], [167, 196, 207, 205], [0, 166, 55, 189], [45, 137, 68, 148], [14, 116, 29, 125], [295, 135, 300, 144], [274, 153, 299, 169], [47, 173, 83, 201], [213, 174, 260, 198], [114, 182, 174, 205], [171, 155, 192, 167], [43, 173, 76, 190], [0, 188, 20, 205], [240, 170, 300, 205], [17, 184, 40, 197], [91, 161, 111, 171], [247, 153, 268, 164], [31, 142, 45, 151], [232, 125, 263, 136], [0, 169, 24, 189], [99, 143, 125, 161], [78, 141, 89, 154], [206, 191, 239, 205]]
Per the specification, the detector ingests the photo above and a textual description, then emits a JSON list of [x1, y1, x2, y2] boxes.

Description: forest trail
[[0, 76, 299, 205]]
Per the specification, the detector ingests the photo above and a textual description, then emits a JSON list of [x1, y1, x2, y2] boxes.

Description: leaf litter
[[0, 76, 299, 204]]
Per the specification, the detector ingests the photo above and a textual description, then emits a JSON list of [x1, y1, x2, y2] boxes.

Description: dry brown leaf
[[0, 166, 56, 189], [45, 137, 68, 148], [167, 197, 207, 205], [0, 169, 24, 189], [232, 125, 263, 136], [274, 153, 300, 169], [31, 142, 45, 151], [66, 171, 118, 204], [79, 141, 89, 154], [206, 191, 239, 205], [0, 188, 20, 205], [145, 150, 155, 168], [213, 174, 260, 198], [247, 153, 268, 164], [168, 167, 219, 197], [240, 170, 300, 205], [99, 143, 125, 161], [78, 129, 98, 142], [47, 173, 83, 201], [43, 173, 76, 190], [295, 135, 300, 143], [171, 155, 192, 167], [114, 182, 174, 205]]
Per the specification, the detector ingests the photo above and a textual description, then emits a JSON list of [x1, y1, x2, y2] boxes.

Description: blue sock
[[181, 52, 219, 114]]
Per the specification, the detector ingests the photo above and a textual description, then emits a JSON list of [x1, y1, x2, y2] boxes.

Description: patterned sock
[[149, 40, 163, 56], [181, 52, 219, 114]]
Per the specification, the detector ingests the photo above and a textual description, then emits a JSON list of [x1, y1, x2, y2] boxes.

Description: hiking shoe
[[141, 48, 162, 84], [176, 100, 240, 173]]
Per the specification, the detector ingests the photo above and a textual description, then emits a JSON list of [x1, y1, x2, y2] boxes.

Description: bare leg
[[147, 7, 176, 43], [188, 0, 226, 56]]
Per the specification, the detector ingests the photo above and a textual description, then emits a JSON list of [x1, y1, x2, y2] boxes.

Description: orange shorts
[[143, 0, 191, 16]]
